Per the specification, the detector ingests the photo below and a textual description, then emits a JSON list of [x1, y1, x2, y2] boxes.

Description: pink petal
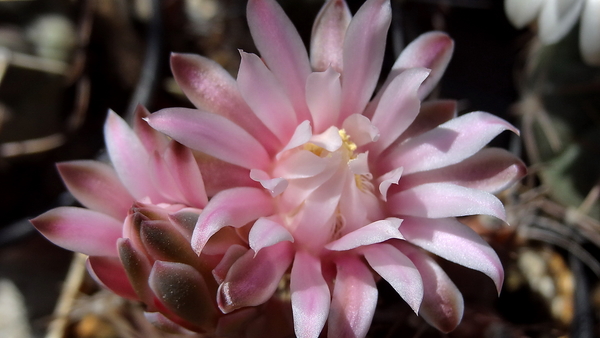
[[395, 99, 457, 142], [247, 0, 312, 122], [310, 126, 342, 152], [362, 243, 423, 313], [388, 183, 507, 221], [395, 242, 464, 333], [325, 218, 403, 251], [163, 141, 209, 207], [195, 155, 257, 197], [57, 160, 133, 220], [104, 110, 161, 201], [87, 256, 138, 300], [238, 51, 298, 143], [289, 164, 346, 251], [398, 148, 527, 194], [170, 53, 280, 153], [310, 0, 352, 73], [306, 68, 342, 133], [339, 0, 391, 122], [328, 255, 377, 338], [369, 68, 430, 157], [278, 120, 313, 157], [213, 244, 249, 284], [132, 105, 168, 154], [290, 250, 331, 338], [149, 150, 186, 203], [342, 114, 380, 147], [390, 31, 454, 99], [381, 111, 519, 175], [273, 150, 326, 179], [378, 167, 403, 201], [218, 241, 294, 313], [400, 217, 504, 293], [249, 217, 294, 255], [146, 108, 270, 171], [191, 187, 274, 254], [31, 207, 122, 257], [348, 153, 369, 175], [250, 169, 288, 197]]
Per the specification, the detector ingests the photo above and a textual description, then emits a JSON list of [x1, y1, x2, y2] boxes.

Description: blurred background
[[0, 0, 599, 337]]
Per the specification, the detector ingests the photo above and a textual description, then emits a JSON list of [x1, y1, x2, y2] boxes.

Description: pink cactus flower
[[31, 107, 294, 336], [146, 0, 526, 337]]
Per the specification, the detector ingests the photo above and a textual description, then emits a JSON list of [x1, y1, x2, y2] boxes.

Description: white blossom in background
[[505, 0, 600, 65]]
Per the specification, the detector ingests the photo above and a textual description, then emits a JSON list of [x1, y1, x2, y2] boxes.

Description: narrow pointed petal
[[400, 217, 504, 293], [326, 218, 403, 251], [378, 167, 403, 201], [213, 244, 249, 284], [369, 68, 430, 156], [363, 243, 423, 313], [118, 238, 155, 305], [339, 0, 391, 122], [149, 261, 218, 328], [87, 256, 138, 300], [164, 142, 208, 208], [395, 242, 464, 333], [273, 150, 326, 179], [247, 0, 312, 122], [290, 251, 331, 338], [311, 126, 342, 152], [395, 99, 457, 143], [249, 217, 294, 255], [580, 0, 600, 65], [328, 256, 377, 338], [388, 183, 507, 221], [311, 0, 351, 72], [250, 169, 289, 197], [104, 110, 161, 201], [170, 53, 280, 152], [31, 207, 122, 257], [133, 105, 168, 153], [363, 32, 454, 118], [218, 242, 294, 313], [147, 108, 270, 171], [195, 154, 257, 197], [57, 161, 133, 220], [398, 148, 527, 194], [381, 111, 519, 175], [342, 114, 380, 147], [390, 31, 454, 99], [538, 0, 584, 44], [348, 153, 369, 175], [192, 187, 274, 254], [306, 68, 342, 133], [149, 150, 186, 203], [238, 52, 298, 143], [278, 120, 313, 156]]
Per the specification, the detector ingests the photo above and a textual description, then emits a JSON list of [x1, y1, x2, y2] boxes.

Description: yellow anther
[[338, 129, 357, 153], [304, 143, 325, 157]]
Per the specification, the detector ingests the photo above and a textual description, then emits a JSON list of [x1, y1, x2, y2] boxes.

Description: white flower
[[505, 0, 600, 65]]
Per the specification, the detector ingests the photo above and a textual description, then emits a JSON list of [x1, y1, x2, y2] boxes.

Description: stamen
[[304, 143, 325, 157]]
